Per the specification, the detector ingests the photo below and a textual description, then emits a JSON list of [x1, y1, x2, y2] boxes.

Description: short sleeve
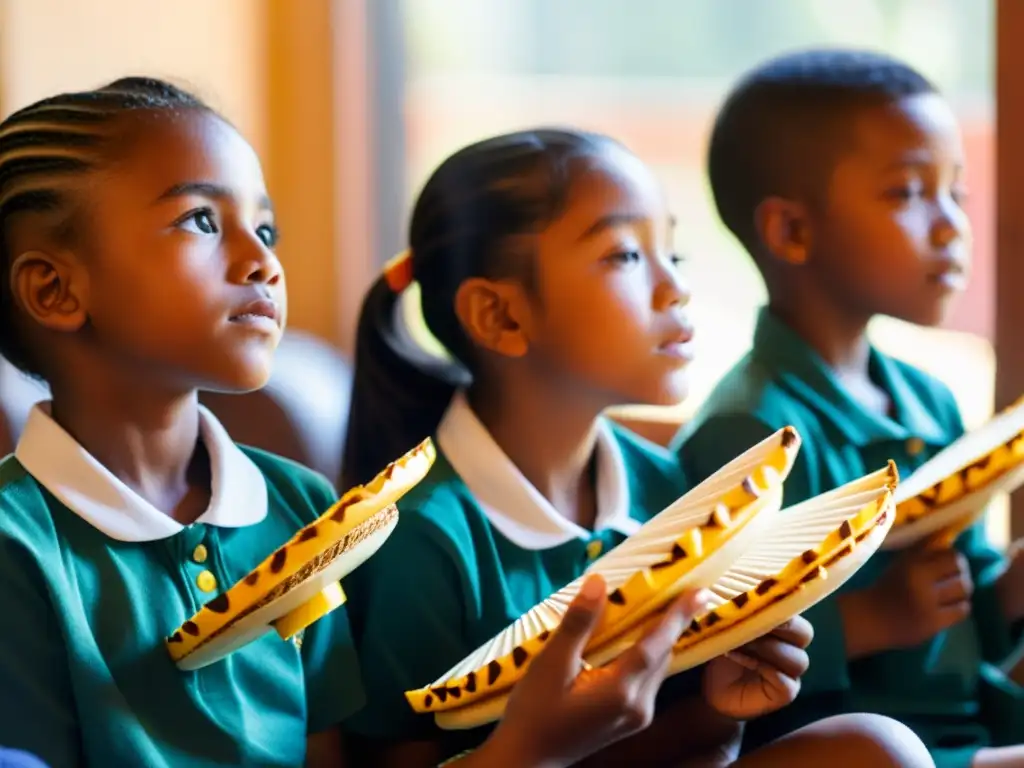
[[342, 513, 473, 742], [291, 471, 368, 732], [0, 534, 80, 768]]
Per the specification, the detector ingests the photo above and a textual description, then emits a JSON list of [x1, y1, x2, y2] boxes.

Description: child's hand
[[702, 615, 813, 720], [996, 539, 1024, 624], [478, 575, 709, 768], [845, 544, 972, 657]]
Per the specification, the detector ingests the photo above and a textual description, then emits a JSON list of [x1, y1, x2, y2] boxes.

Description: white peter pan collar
[[436, 391, 640, 550], [15, 401, 268, 542]]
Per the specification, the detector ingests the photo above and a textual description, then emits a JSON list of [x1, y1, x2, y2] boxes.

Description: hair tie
[[384, 249, 414, 293]]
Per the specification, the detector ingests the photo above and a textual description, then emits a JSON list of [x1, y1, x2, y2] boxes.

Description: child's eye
[[257, 223, 279, 248], [884, 178, 927, 203], [177, 209, 219, 235], [885, 186, 919, 201], [607, 250, 641, 265], [669, 253, 687, 268]]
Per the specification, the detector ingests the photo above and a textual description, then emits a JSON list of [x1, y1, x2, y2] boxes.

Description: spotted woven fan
[[405, 427, 801, 729], [884, 396, 1024, 550], [664, 462, 896, 673], [421, 459, 896, 730], [166, 439, 436, 671]]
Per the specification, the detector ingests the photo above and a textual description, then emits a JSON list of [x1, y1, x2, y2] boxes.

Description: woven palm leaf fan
[[664, 461, 896, 673], [883, 396, 1024, 551], [166, 439, 436, 671], [405, 427, 802, 730]]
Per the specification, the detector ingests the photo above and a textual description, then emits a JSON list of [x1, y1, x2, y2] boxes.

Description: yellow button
[[906, 437, 925, 457], [586, 540, 603, 560], [196, 570, 218, 593], [293, 634, 304, 651], [192, 544, 208, 564]]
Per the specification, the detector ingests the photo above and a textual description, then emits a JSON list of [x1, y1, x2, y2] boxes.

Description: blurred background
[[1, 0, 1017, 539]]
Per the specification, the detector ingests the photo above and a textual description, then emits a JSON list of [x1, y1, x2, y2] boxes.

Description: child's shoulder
[[607, 418, 681, 471], [685, 352, 813, 436], [0, 453, 33, 495], [672, 355, 824, 486], [606, 418, 688, 497], [883, 354, 962, 423], [236, 445, 338, 524], [385, 451, 479, 545], [0, 456, 54, 540]]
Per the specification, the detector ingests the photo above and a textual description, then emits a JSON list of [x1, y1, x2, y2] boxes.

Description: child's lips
[[228, 298, 282, 333], [658, 327, 696, 361], [927, 262, 968, 291], [659, 340, 696, 362]]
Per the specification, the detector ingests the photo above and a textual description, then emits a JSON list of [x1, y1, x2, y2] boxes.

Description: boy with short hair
[[675, 49, 1024, 767]]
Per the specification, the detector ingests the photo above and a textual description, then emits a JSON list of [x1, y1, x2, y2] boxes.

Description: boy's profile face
[[811, 92, 970, 327]]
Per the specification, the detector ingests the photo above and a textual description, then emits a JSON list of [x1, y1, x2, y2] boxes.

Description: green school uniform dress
[[674, 309, 1024, 768], [0, 403, 365, 768], [343, 392, 693, 759]]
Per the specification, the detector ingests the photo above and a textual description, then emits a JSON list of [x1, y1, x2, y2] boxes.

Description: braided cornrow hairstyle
[[0, 76, 211, 375]]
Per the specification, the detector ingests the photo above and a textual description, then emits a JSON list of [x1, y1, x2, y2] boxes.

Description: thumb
[[530, 574, 607, 684]]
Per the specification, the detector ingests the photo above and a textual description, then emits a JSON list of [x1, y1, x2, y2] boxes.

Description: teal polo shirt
[[0, 403, 364, 768], [674, 308, 1023, 768], [343, 392, 693, 758]]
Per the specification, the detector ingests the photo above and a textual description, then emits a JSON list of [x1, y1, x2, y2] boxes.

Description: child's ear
[[755, 196, 812, 266], [9, 250, 89, 333], [454, 277, 530, 358]]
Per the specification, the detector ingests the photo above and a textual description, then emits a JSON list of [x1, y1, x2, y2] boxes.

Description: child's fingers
[[530, 575, 607, 686], [937, 600, 971, 628], [764, 615, 814, 649], [614, 590, 709, 680], [935, 569, 973, 606], [723, 650, 760, 671], [733, 635, 809, 680], [752, 663, 802, 703]]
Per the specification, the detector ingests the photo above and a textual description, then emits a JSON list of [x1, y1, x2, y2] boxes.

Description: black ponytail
[[342, 277, 470, 490], [341, 128, 622, 488]]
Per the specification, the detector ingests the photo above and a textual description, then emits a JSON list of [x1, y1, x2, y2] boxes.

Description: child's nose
[[654, 258, 691, 310], [229, 235, 283, 286], [931, 199, 970, 248]]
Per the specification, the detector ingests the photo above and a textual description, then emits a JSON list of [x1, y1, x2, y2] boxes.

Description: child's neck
[[48, 374, 211, 525], [769, 294, 892, 417], [769, 295, 871, 377], [467, 383, 602, 530]]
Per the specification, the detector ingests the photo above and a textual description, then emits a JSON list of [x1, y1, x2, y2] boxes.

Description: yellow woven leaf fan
[[405, 427, 801, 730], [166, 439, 436, 670], [884, 396, 1024, 550]]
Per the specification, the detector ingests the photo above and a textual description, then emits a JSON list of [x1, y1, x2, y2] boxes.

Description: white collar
[[436, 391, 639, 550], [15, 401, 269, 542]]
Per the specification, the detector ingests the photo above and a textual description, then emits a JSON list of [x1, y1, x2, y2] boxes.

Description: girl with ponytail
[[341, 129, 929, 767]]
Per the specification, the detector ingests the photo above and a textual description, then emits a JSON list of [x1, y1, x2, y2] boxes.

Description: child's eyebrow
[[577, 212, 677, 242], [154, 181, 274, 212], [882, 153, 965, 174]]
